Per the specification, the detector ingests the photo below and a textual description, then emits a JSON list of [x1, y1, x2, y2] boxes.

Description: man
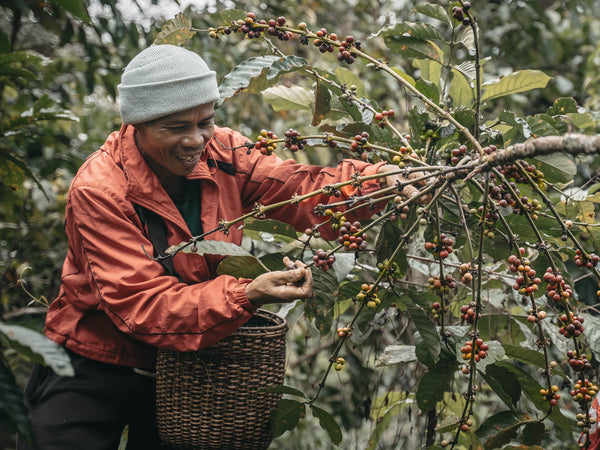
[[18, 44, 421, 449]]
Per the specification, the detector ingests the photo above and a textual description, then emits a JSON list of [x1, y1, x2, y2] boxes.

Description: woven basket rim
[[233, 309, 287, 336]]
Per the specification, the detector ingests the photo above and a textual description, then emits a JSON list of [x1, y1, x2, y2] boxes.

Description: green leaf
[[492, 361, 571, 432], [407, 304, 440, 366], [480, 364, 521, 409], [413, 59, 442, 89], [547, 97, 579, 115], [367, 403, 408, 449], [334, 66, 365, 97], [259, 385, 307, 398], [0, 324, 74, 376], [51, 0, 90, 23], [219, 55, 308, 103], [475, 410, 519, 447], [168, 239, 250, 257], [153, 13, 196, 45], [416, 78, 440, 104], [481, 70, 552, 102], [415, 360, 455, 412], [243, 219, 299, 241], [304, 268, 338, 335], [381, 22, 445, 44], [449, 68, 475, 106], [261, 85, 313, 111], [0, 357, 31, 437], [522, 421, 545, 445], [414, 4, 452, 25], [211, 9, 248, 25], [376, 345, 417, 366], [310, 404, 342, 445], [502, 344, 566, 378], [531, 154, 577, 185], [216, 254, 267, 278], [270, 399, 306, 437], [312, 82, 332, 126], [384, 35, 443, 62]]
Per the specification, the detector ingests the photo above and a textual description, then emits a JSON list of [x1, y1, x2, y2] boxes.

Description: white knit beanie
[[118, 44, 220, 125]]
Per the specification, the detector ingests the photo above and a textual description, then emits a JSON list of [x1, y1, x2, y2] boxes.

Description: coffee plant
[[153, 2, 600, 449]]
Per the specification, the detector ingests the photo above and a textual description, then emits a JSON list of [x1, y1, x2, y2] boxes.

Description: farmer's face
[[134, 103, 215, 183]]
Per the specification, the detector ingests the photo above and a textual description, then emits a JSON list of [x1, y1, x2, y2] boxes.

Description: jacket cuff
[[234, 278, 260, 312], [361, 161, 387, 194]]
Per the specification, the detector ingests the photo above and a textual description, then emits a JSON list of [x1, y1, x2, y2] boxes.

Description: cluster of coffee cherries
[[452, 2, 472, 26], [350, 131, 371, 160], [427, 274, 457, 295], [539, 385, 561, 406], [460, 337, 489, 362], [507, 249, 542, 296], [389, 202, 409, 222], [526, 308, 547, 324], [337, 35, 362, 64], [430, 301, 445, 321], [321, 135, 339, 149], [449, 144, 468, 165], [558, 312, 585, 338], [568, 350, 593, 372], [356, 283, 380, 309], [336, 326, 351, 338], [312, 28, 337, 53], [283, 128, 308, 152], [571, 379, 598, 405], [424, 234, 454, 259], [459, 262, 474, 284], [333, 357, 346, 371], [254, 129, 279, 155], [574, 249, 600, 269], [324, 209, 346, 229], [376, 259, 402, 281], [460, 301, 480, 324], [213, 13, 293, 41], [374, 109, 395, 129], [543, 268, 573, 303], [312, 248, 336, 272], [337, 221, 368, 251], [474, 204, 500, 239]]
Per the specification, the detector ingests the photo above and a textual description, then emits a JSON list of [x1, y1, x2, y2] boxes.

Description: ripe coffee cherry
[[312, 249, 336, 271], [337, 326, 351, 338], [574, 249, 599, 268], [374, 109, 395, 128], [558, 312, 584, 338], [539, 385, 561, 406], [357, 283, 380, 309], [543, 267, 573, 303], [284, 128, 308, 152], [460, 302, 480, 324], [254, 129, 278, 155], [507, 252, 541, 296], [428, 274, 456, 295], [461, 338, 489, 362], [570, 379, 598, 405], [424, 234, 454, 260], [337, 221, 368, 251], [567, 350, 592, 372]]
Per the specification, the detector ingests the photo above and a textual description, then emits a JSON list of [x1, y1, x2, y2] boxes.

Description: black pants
[[17, 350, 165, 450]]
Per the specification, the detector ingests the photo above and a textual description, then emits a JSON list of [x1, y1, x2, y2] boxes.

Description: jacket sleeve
[[230, 138, 387, 240], [66, 184, 257, 352]]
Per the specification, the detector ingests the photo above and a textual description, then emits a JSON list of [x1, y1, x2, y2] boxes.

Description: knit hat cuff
[[119, 72, 219, 124]]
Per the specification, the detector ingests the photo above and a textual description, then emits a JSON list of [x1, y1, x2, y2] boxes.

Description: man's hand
[[377, 164, 430, 203], [246, 257, 313, 306]]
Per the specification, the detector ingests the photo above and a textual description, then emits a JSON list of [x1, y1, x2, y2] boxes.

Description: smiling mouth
[[176, 153, 201, 164]]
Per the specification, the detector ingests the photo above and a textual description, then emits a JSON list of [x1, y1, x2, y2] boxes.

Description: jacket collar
[[115, 124, 217, 228]]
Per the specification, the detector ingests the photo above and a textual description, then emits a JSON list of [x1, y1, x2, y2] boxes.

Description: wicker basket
[[155, 310, 287, 449]]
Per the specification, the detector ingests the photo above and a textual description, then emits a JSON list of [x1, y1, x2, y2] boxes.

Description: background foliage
[[1, 0, 600, 449]]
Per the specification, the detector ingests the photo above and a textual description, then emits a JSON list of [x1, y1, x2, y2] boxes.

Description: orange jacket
[[45, 125, 385, 369]]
